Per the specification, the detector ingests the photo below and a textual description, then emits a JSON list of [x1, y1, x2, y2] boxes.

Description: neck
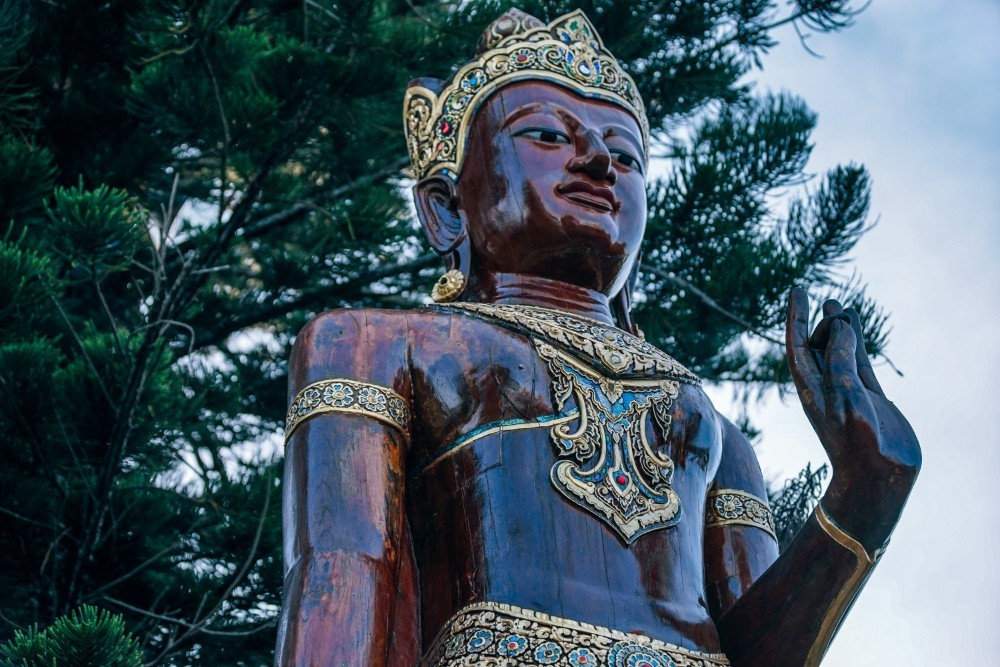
[[466, 272, 615, 325]]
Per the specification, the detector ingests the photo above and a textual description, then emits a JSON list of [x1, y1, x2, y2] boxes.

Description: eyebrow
[[498, 102, 554, 131]]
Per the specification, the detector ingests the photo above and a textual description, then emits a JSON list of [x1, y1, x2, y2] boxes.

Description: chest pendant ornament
[[536, 340, 682, 542], [436, 303, 701, 544]]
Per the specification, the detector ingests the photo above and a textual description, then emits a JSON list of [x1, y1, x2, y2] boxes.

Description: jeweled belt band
[[704, 489, 776, 542], [284, 378, 409, 440], [421, 601, 730, 666]]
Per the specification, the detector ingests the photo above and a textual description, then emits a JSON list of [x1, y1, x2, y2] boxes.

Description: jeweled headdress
[[403, 9, 649, 181]]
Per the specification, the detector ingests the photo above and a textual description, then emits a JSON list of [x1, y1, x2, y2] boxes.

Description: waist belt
[[421, 601, 730, 666]]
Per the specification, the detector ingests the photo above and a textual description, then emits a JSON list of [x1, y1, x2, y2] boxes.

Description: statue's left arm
[[708, 288, 921, 666]]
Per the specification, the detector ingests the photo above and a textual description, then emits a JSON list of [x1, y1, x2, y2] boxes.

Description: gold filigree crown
[[403, 9, 649, 181]]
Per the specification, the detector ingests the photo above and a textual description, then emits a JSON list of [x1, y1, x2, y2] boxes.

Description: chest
[[408, 310, 721, 543]]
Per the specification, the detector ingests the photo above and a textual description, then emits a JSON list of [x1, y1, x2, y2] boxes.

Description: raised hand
[[785, 288, 921, 551]]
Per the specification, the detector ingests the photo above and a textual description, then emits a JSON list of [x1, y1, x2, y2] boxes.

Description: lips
[[556, 180, 619, 213]]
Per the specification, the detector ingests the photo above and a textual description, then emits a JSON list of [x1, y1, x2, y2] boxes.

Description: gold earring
[[431, 269, 466, 303]]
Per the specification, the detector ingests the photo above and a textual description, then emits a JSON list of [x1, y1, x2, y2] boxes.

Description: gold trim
[[421, 600, 730, 666], [705, 489, 776, 541], [404, 9, 648, 180], [422, 411, 580, 471], [805, 504, 888, 666], [285, 378, 409, 440]]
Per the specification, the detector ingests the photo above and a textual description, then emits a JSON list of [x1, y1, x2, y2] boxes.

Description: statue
[[275, 9, 920, 666]]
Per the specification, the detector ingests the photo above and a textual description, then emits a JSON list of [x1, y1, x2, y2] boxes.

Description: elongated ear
[[414, 174, 467, 255], [612, 251, 642, 335]]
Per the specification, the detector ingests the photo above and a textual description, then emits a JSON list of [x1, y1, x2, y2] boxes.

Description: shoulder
[[710, 413, 768, 499], [294, 307, 414, 342], [289, 308, 418, 396]]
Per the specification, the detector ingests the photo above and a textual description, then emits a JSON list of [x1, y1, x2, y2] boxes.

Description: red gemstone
[[516, 54, 528, 62], [441, 121, 452, 135], [615, 474, 627, 485]]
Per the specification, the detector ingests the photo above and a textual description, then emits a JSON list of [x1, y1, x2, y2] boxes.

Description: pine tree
[[0, 0, 883, 663], [0, 606, 142, 667]]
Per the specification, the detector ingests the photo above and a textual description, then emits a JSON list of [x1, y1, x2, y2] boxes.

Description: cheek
[[619, 178, 647, 241]]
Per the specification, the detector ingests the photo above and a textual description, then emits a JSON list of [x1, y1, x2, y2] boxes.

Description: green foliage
[[0, 606, 142, 667], [0, 0, 887, 663], [768, 463, 829, 551], [46, 182, 145, 276], [0, 237, 53, 343]]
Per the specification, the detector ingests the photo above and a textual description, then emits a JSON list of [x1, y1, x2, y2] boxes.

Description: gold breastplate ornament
[[433, 303, 701, 544]]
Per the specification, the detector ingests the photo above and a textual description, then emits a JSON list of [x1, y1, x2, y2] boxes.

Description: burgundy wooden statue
[[275, 9, 920, 666]]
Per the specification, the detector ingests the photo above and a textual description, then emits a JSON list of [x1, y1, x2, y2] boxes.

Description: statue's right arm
[[275, 310, 417, 666]]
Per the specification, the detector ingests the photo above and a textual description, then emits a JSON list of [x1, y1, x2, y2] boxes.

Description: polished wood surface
[[275, 74, 920, 666]]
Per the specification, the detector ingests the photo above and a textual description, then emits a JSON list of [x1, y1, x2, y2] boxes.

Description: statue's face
[[455, 80, 647, 295]]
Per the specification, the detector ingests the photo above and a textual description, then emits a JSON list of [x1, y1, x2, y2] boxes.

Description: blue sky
[[706, 1, 1000, 663]]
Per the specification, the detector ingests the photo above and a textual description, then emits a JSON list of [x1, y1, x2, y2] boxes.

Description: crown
[[403, 9, 649, 181]]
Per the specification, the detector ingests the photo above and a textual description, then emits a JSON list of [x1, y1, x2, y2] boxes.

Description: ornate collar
[[430, 302, 700, 384]]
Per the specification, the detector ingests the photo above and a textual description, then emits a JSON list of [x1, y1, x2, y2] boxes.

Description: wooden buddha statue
[[276, 9, 920, 666]]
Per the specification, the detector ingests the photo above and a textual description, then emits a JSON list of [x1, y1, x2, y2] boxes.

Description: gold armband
[[805, 503, 889, 666], [705, 489, 777, 541], [285, 378, 410, 440]]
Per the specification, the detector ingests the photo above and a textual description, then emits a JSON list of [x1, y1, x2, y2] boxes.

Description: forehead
[[473, 80, 644, 144]]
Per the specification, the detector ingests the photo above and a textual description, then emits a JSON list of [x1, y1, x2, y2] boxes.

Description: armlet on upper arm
[[705, 488, 777, 543], [285, 378, 410, 441]]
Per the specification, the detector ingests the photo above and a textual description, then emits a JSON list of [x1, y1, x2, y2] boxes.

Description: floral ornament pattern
[[704, 489, 776, 541], [498, 633, 529, 656], [420, 601, 729, 666], [467, 629, 494, 653], [535, 642, 564, 664], [285, 378, 409, 440], [607, 642, 678, 667]]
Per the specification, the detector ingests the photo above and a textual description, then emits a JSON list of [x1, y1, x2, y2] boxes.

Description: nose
[[567, 129, 617, 185]]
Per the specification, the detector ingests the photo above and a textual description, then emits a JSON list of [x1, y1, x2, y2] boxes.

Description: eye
[[513, 127, 571, 144], [611, 149, 644, 174]]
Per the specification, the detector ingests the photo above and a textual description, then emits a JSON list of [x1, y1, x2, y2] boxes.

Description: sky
[[702, 1, 1000, 664]]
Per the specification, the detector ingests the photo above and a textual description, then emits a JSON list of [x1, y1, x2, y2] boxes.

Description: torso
[[401, 306, 726, 653]]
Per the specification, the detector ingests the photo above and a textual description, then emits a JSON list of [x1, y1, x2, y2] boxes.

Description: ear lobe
[[414, 175, 467, 254], [612, 251, 642, 335]]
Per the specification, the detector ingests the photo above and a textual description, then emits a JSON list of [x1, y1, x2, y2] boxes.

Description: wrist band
[[285, 378, 410, 440], [815, 503, 889, 564], [704, 489, 777, 542], [805, 504, 889, 666]]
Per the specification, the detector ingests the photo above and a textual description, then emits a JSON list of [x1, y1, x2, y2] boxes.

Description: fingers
[[822, 299, 844, 318], [845, 307, 885, 397], [808, 312, 852, 352], [823, 318, 860, 389], [822, 319, 869, 429], [786, 288, 825, 416]]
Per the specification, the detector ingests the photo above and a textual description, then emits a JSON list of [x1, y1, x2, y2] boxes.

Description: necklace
[[434, 301, 700, 383]]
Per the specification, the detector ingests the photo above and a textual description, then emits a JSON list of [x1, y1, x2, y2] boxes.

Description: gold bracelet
[[704, 489, 777, 541], [805, 504, 889, 666], [285, 378, 410, 440]]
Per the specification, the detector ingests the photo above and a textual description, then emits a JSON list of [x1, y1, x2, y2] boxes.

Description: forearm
[[716, 499, 889, 667], [276, 549, 399, 666]]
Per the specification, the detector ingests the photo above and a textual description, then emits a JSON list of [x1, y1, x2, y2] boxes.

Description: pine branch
[[238, 156, 409, 240], [189, 251, 438, 352], [643, 265, 784, 346]]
